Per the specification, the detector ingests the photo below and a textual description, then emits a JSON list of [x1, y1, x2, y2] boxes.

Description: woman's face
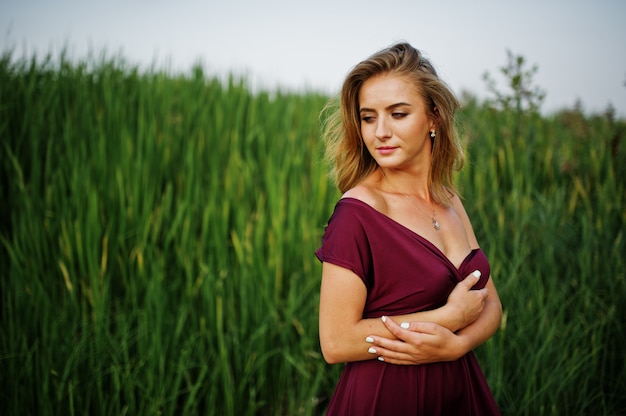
[[358, 73, 435, 171]]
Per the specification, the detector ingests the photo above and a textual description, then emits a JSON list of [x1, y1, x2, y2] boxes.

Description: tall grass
[[1, 51, 624, 415], [459, 102, 626, 414]]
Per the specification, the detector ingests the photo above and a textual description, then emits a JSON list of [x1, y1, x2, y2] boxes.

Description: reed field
[[1, 50, 625, 415]]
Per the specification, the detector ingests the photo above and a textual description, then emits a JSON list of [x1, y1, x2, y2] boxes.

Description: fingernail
[[365, 336, 374, 343], [378, 357, 385, 362], [472, 270, 481, 278], [381, 316, 387, 323], [368, 347, 377, 354], [400, 322, 409, 329]]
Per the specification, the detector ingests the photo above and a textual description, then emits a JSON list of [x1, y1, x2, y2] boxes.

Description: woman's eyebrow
[[359, 102, 412, 113]]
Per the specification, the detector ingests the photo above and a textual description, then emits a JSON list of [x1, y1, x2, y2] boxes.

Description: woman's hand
[[319, 264, 500, 365], [443, 270, 489, 332], [365, 317, 466, 365], [364, 275, 502, 366]]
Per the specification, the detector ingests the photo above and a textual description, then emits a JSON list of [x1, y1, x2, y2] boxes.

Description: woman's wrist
[[450, 332, 472, 360], [440, 303, 463, 333]]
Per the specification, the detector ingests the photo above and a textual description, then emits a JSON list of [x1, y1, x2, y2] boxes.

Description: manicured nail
[[377, 357, 385, 362], [472, 270, 481, 278], [381, 316, 387, 323], [368, 347, 377, 354], [400, 322, 410, 329], [365, 336, 374, 343]]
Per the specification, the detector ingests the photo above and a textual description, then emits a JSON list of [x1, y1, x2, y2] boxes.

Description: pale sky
[[2, 0, 625, 117]]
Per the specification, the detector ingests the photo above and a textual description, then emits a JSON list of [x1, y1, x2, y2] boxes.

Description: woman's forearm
[[455, 291, 502, 354], [319, 264, 493, 364], [321, 300, 476, 364], [359, 279, 502, 365]]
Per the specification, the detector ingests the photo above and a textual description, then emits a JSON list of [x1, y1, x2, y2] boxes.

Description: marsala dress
[[316, 198, 500, 416]]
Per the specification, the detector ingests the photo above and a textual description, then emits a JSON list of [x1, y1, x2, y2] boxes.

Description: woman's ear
[[429, 106, 441, 130]]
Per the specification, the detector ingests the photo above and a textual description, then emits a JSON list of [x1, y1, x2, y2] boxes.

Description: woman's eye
[[392, 112, 407, 118], [361, 116, 375, 123]]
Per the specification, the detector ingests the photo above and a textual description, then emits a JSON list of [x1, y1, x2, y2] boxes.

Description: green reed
[[1, 51, 624, 415], [459, 103, 625, 414]]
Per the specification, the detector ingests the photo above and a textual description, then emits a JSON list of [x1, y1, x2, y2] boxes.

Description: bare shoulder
[[448, 192, 479, 247], [449, 192, 469, 219], [341, 176, 388, 213]]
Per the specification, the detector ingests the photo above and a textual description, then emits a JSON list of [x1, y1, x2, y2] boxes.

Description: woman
[[316, 43, 502, 415]]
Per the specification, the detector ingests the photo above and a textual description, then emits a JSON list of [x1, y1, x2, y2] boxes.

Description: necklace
[[383, 174, 441, 231]]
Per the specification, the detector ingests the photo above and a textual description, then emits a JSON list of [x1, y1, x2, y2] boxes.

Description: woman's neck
[[377, 167, 431, 201]]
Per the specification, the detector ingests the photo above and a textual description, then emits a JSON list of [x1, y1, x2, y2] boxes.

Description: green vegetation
[[1, 50, 624, 415]]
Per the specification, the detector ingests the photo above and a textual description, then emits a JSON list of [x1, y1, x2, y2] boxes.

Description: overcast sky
[[2, 0, 625, 117]]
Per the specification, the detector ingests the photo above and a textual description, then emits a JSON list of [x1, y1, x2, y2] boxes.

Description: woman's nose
[[375, 119, 391, 140]]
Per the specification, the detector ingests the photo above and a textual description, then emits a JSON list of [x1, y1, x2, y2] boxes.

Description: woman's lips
[[377, 146, 397, 155]]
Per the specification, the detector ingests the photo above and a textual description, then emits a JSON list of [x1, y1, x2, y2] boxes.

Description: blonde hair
[[321, 42, 464, 205]]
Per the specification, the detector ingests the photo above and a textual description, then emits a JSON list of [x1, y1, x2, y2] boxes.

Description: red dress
[[316, 198, 500, 416]]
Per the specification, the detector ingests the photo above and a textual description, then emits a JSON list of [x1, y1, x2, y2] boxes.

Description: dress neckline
[[338, 197, 478, 272]]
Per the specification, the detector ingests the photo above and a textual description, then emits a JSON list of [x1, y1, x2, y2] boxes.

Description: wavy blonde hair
[[321, 42, 464, 206]]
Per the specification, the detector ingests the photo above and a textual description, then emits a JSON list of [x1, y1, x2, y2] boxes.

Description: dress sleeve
[[315, 200, 372, 285]]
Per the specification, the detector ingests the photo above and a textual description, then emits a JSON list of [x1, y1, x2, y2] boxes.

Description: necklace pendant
[[432, 219, 440, 231]]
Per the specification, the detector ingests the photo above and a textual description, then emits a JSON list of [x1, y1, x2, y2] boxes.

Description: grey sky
[[3, 0, 625, 116]]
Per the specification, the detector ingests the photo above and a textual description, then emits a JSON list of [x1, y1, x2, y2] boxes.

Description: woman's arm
[[318, 262, 488, 364], [364, 277, 501, 364]]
